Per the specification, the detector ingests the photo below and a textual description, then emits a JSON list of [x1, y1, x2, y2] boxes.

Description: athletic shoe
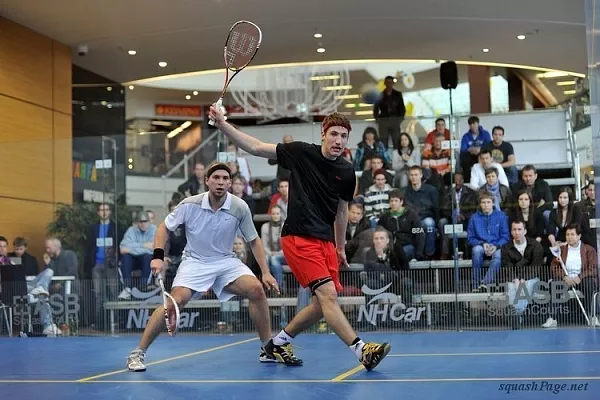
[[126, 349, 146, 372], [361, 342, 391, 371], [263, 339, 303, 366], [259, 347, 277, 363]]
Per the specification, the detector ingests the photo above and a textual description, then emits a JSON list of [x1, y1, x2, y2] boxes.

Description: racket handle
[[208, 98, 224, 126]]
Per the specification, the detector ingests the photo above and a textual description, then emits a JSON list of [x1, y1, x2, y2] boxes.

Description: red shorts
[[281, 235, 342, 293]]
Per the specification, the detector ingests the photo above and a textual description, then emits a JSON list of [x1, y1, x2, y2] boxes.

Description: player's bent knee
[[246, 281, 267, 301], [312, 279, 338, 304], [170, 287, 193, 307]]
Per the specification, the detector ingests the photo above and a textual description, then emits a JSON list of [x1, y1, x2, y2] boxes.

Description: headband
[[206, 163, 232, 179]]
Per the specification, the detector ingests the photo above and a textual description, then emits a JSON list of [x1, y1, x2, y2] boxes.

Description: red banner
[[155, 104, 203, 118]]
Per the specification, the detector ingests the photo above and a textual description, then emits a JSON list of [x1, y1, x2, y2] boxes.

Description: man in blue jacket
[[467, 192, 510, 292], [460, 116, 491, 183]]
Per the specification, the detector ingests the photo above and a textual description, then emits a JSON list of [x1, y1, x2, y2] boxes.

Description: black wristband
[[152, 248, 165, 261]]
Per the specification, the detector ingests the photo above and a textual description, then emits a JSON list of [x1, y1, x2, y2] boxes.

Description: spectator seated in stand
[[501, 219, 544, 329], [508, 190, 545, 244], [7, 237, 39, 276], [377, 189, 425, 266], [404, 166, 439, 259], [478, 167, 513, 213], [356, 155, 393, 196], [460, 115, 492, 182], [467, 192, 510, 292], [542, 224, 600, 328], [438, 172, 479, 259], [391, 132, 420, 189], [261, 205, 286, 291], [353, 127, 390, 171], [363, 168, 393, 226], [361, 227, 413, 308], [468, 149, 509, 190], [118, 211, 156, 300], [510, 165, 553, 224], [345, 202, 372, 263]]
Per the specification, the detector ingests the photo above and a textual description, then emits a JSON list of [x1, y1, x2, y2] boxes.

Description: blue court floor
[[1, 328, 599, 400]]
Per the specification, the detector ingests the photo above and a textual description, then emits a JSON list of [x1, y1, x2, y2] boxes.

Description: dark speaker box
[[440, 61, 458, 89]]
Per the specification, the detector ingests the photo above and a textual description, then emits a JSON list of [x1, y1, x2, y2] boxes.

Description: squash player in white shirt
[[126, 163, 280, 371]]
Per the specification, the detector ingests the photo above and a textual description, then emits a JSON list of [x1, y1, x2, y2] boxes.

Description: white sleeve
[[164, 203, 188, 231]]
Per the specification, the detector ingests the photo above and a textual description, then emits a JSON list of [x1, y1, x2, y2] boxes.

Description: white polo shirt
[[164, 192, 258, 263]]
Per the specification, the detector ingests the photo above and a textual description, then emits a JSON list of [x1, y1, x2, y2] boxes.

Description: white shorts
[[172, 256, 256, 301]]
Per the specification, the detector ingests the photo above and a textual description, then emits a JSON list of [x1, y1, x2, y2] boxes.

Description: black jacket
[[377, 208, 424, 258], [501, 238, 544, 281]]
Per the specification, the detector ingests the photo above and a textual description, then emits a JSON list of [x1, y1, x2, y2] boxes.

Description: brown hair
[[322, 112, 351, 133]]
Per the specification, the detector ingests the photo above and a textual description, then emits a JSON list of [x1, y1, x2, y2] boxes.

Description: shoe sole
[[271, 353, 303, 366], [127, 366, 146, 372], [364, 342, 391, 372], [259, 356, 278, 363]]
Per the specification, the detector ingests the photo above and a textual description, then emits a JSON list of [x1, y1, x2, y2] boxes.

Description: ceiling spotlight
[[517, 34, 526, 40], [482, 48, 490, 53], [314, 33, 322, 38], [158, 61, 167, 67], [185, 95, 191, 100], [128, 85, 134, 90], [193, 91, 199, 96], [128, 50, 137, 55], [317, 47, 325, 53]]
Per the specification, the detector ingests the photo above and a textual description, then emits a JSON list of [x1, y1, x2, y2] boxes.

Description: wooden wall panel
[[53, 112, 73, 204], [0, 17, 53, 109], [0, 17, 72, 260], [0, 95, 53, 143], [0, 198, 54, 265], [52, 41, 72, 115]]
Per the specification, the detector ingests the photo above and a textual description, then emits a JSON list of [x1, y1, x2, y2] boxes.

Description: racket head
[[157, 276, 180, 336], [163, 292, 181, 336], [223, 20, 262, 72]]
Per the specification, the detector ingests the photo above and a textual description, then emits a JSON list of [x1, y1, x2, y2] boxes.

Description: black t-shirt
[[276, 142, 356, 243], [483, 141, 514, 164]]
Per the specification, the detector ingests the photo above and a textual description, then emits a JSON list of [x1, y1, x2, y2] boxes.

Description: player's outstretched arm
[[249, 237, 280, 294], [209, 103, 276, 159]]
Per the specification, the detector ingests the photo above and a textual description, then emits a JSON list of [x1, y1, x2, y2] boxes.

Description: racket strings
[[225, 24, 260, 70]]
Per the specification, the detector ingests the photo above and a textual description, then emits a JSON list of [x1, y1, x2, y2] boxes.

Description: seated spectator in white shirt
[[118, 211, 156, 299], [501, 220, 544, 329], [469, 149, 508, 190], [542, 224, 600, 328], [478, 167, 513, 212]]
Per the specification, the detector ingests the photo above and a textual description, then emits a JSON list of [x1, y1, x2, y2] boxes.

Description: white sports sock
[[273, 329, 294, 345], [350, 340, 365, 359]]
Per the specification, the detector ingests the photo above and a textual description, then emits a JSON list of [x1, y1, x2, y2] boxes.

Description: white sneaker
[[589, 316, 600, 327], [542, 317, 558, 328], [43, 324, 61, 337], [118, 288, 132, 300], [30, 286, 49, 296], [127, 349, 146, 371]]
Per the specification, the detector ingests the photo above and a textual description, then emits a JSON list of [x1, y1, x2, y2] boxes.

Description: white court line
[[388, 350, 600, 357]]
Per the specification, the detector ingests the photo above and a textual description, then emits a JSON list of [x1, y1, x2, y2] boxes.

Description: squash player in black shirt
[[209, 104, 391, 372]]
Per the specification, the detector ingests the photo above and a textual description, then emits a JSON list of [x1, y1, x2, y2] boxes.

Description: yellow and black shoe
[[361, 342, 391, 371], [264, 339, 303, 366]]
